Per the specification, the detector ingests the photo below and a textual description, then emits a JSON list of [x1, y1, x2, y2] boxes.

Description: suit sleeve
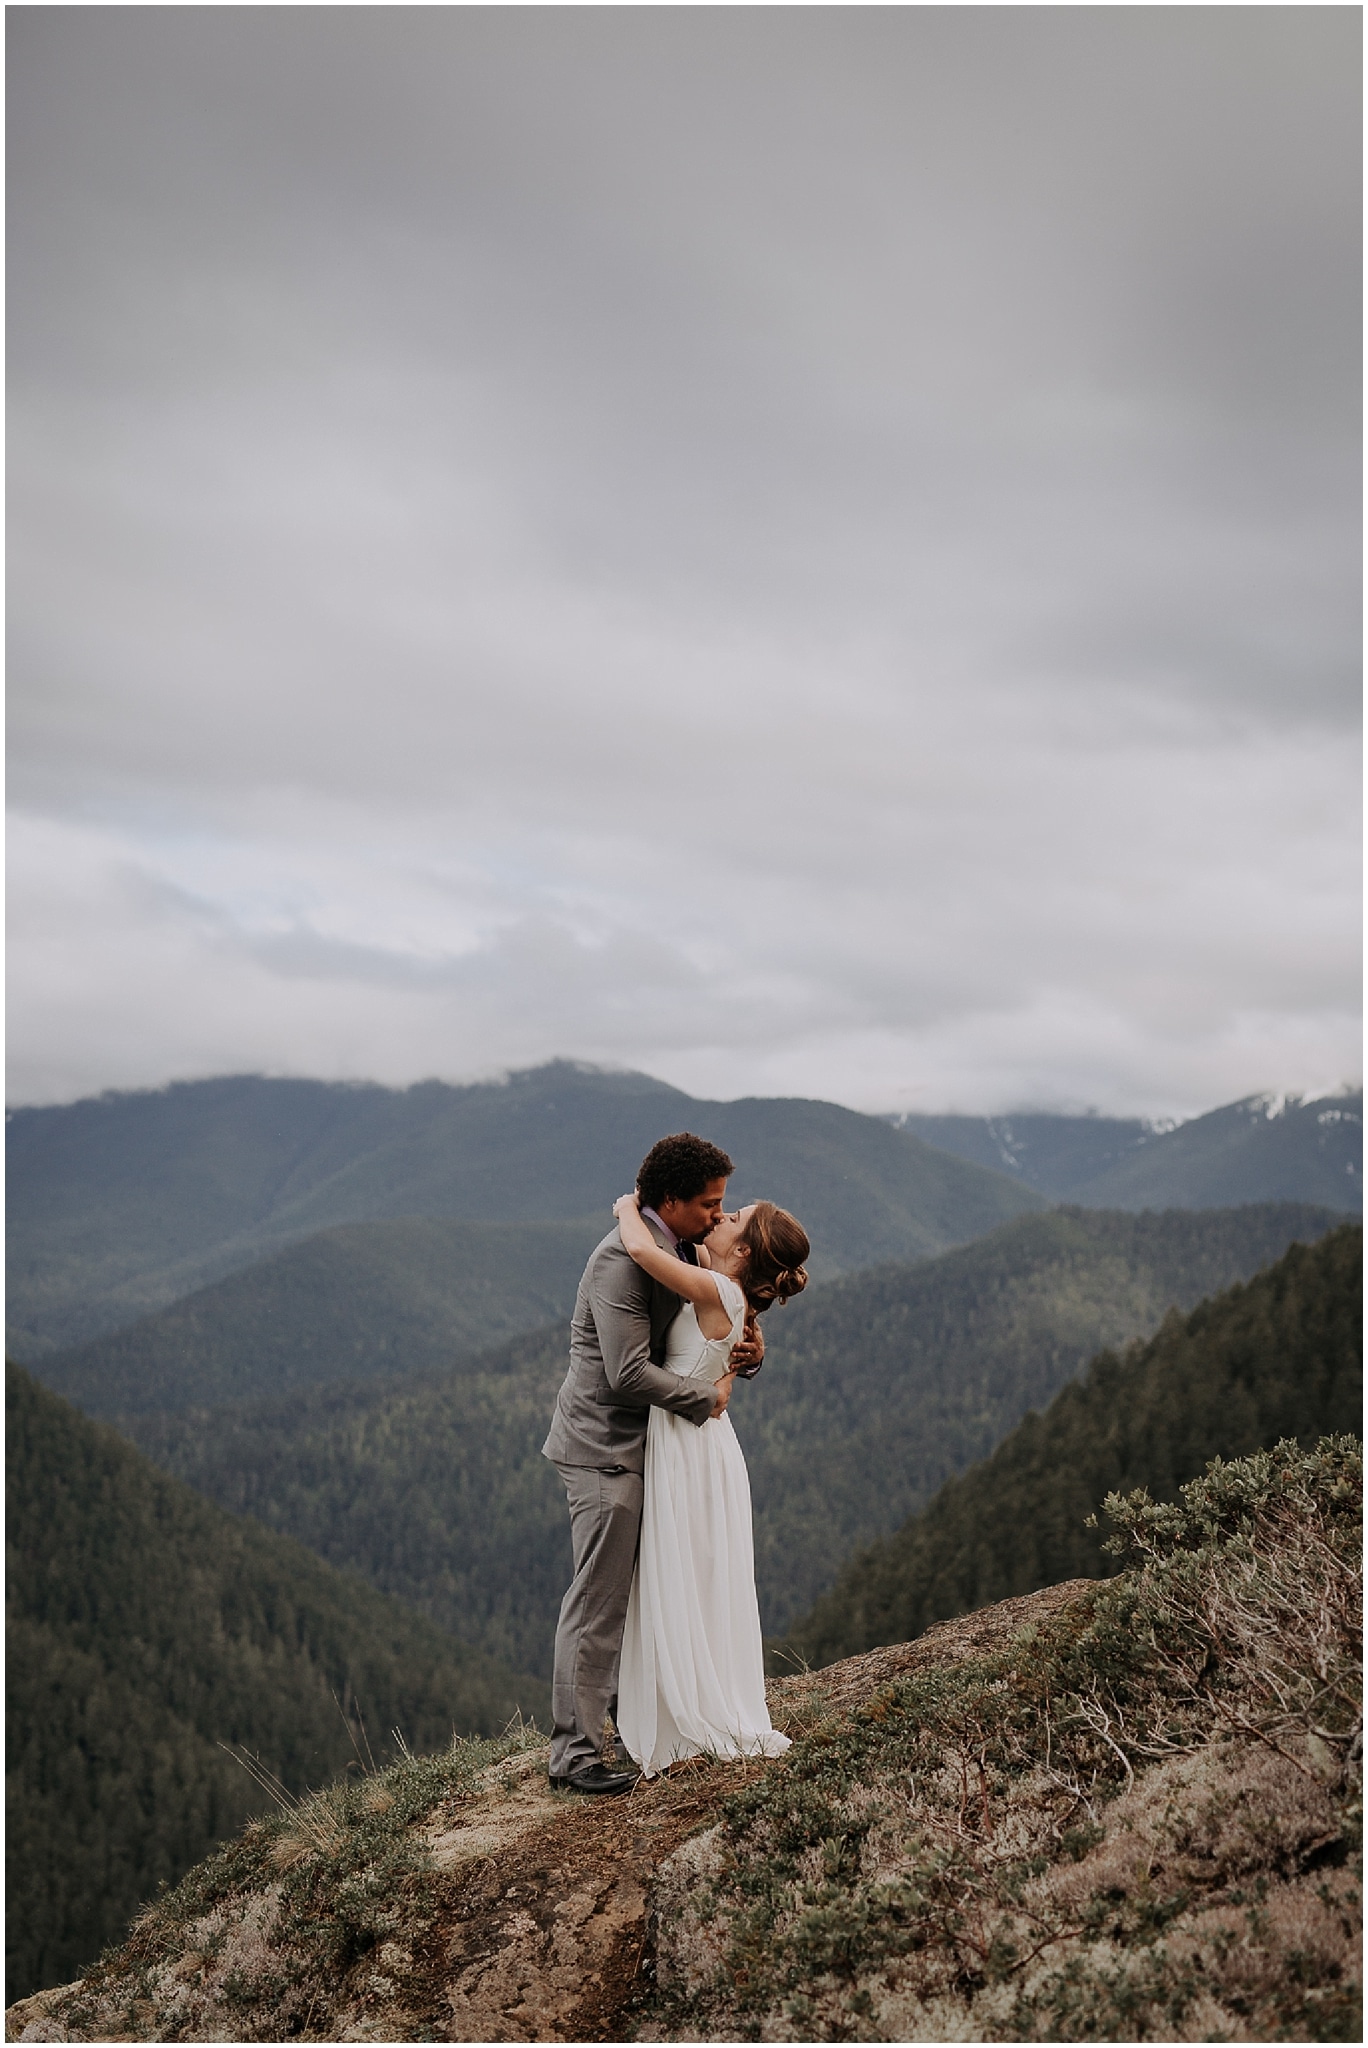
[[593, 1240, 715, 1428]]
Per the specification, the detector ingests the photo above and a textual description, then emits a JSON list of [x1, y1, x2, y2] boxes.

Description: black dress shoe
[[548, 1761, 639, 1795]]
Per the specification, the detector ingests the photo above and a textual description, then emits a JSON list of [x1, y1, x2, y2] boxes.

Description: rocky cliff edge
[[8, 1439, 1362, 2043]]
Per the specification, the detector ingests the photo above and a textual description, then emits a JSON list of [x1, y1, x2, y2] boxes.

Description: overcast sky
[[8, 7, 1361, 1118]]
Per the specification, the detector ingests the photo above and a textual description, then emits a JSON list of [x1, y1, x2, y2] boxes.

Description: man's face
[[656, 1177, 729, 1243]]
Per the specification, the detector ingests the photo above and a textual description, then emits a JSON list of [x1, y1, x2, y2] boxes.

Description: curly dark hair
[[637, 1132, 734, 1211]]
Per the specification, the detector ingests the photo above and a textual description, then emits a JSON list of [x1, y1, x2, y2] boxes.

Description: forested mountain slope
[[8, 1063, 1042, 1353], [125, 1334, 573, 1681], [6, 1365, 546, 2001], [123, 1203, 1341, 1672], [781, 1220, 1361, 1670], [35, 1214, 609, 1416], [892, 1088, 1361, 1207], [53, 1196, 1329, 1425]]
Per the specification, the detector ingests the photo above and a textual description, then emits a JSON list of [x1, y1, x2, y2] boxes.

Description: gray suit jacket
[[542, 1219, 716, 1472]]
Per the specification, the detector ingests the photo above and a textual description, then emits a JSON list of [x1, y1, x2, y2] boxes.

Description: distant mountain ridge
[[11, 1067, 1358, 1365], [34, 1214, 612, 1417], [1071, 1090, 1361, 1210], [890, 1088, 1361, 1209], [6, 1364, 546, 2001], [887, 1108, 1156, 1191], [780, 1221, 1362, 1670], [116, 1202, 1343, 1674], [7, 1063, 1043, 1355]]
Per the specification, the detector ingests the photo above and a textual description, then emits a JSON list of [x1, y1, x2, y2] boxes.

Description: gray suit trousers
[[548, 1461, 644, 1778]]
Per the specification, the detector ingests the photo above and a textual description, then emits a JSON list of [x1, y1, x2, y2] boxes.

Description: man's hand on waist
[[730, 1310, 765, 1378], [709, 1371, 737, 1419]]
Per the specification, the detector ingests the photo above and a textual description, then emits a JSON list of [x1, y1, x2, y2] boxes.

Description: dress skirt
[[617, 1402, 791, 1777]]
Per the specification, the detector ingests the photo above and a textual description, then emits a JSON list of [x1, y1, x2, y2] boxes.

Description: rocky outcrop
[[7, 1464, 1360, 2048], [5, 1583, 1094, 2045]]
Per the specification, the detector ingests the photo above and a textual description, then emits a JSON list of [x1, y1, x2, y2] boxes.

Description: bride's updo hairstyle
[[737, 1202, 810, 1312]]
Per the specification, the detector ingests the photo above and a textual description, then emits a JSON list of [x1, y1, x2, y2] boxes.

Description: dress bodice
[[663, 1270, 746, 1383]]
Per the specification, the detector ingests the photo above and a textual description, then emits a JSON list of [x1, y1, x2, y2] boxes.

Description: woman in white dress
[[613, 1192, 810, 1778]]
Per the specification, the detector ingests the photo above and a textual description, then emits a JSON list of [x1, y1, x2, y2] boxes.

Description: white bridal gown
[[617, 1268, 791, 1778]]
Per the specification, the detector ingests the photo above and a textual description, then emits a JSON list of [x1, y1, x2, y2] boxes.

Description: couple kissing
[[542, 1132, 810, 1792]]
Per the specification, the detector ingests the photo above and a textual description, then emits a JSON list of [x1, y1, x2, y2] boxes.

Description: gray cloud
[[7, 8, 1360, 1116]]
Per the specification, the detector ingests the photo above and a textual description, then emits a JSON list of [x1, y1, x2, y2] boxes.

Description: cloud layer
[[8, 10, 1360, 1114]]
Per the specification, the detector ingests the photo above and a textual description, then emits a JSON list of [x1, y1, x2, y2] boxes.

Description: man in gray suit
[[543, 1131, 763, 1792]]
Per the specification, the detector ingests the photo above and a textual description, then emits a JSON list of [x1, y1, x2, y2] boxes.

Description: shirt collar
[[640, 1205, 680, 1251]]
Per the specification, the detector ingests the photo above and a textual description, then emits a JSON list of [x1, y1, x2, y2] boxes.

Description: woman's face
[[705, 1203, 757, 1263]]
